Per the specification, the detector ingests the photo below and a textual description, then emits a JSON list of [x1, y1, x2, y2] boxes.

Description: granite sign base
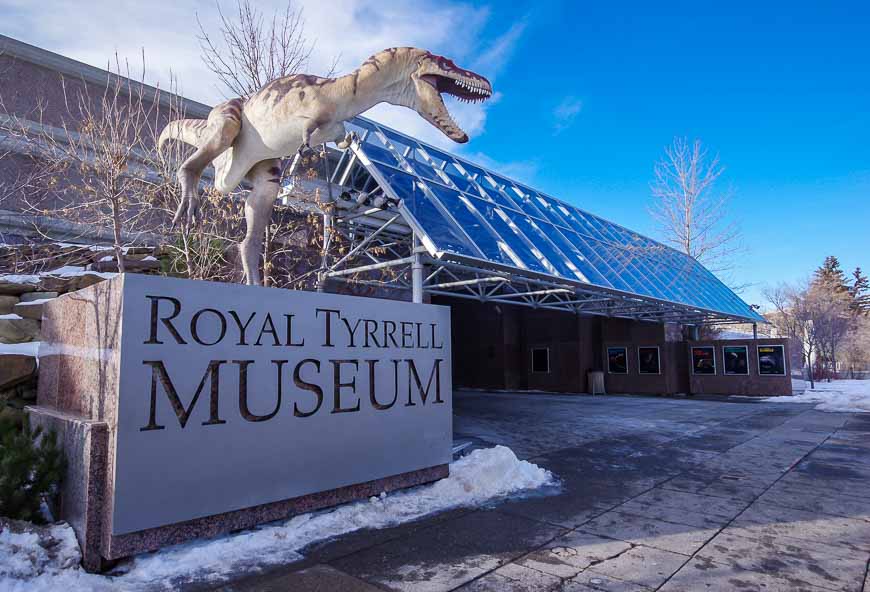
[[27, 274, 453, 572]]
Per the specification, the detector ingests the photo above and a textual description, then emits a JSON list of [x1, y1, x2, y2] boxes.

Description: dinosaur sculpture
[[159, 47, 493, 285]]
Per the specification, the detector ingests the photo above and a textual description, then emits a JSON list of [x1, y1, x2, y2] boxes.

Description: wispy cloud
[[472, 18, 528, 81], [461, 150, 540, 186], [552, 96, 583, 135]]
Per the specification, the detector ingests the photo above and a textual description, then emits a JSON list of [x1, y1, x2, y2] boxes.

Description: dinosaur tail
[[158, 119, 209, 154]]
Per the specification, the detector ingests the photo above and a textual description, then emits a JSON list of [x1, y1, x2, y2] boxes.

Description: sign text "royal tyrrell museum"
[[112, 275, 453, 535]]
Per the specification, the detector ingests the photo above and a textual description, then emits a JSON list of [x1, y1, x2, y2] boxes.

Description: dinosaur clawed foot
[[170, 197, 202, 231], [297, 143, 315, 159], [336, 132, 354, 150]]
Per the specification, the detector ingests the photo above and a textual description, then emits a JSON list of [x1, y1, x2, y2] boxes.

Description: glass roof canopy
[[319, 116, 762, 324]]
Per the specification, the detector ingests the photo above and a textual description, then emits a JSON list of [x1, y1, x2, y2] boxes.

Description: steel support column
[[412, 234, 424, 304]]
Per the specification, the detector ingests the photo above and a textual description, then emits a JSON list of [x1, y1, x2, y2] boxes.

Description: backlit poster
[[607, 346, 628, 374], [723, 345, 749, 375], [691, 346, 716, 375], [757, 345, 786, 375]]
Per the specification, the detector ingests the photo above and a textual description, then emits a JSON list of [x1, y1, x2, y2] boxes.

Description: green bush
[[0, 410, 65, 524]]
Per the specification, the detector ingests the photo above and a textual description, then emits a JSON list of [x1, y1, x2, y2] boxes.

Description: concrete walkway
[[215, 391, 870, 592]]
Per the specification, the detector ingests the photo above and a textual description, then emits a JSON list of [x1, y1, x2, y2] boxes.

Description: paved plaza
[[216, 390, 870, 592]]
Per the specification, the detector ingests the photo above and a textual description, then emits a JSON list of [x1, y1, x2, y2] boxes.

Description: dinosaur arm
[[300, 119, 348, 149]]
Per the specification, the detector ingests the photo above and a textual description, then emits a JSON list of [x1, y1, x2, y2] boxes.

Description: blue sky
[[469, 1, 870, 307], [3, 0, 868, 308]]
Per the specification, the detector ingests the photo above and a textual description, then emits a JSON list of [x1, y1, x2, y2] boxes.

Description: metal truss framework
[[298, 126, 755, 327]]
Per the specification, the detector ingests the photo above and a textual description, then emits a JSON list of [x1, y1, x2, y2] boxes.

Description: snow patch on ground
[[0, 445, 555, 592], [768, 379, 870, 413], [0, 313, 24, 320]]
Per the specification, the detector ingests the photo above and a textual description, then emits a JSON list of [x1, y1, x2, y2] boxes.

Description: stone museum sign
[[28, 274, 452, 570]]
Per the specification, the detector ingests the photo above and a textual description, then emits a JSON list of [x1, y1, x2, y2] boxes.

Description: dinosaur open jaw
[[420, 74, 492, 104], [419, 73, 492, 143]]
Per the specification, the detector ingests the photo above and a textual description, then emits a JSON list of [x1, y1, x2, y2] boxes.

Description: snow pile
[[768, 379, 870, 413], [0, 523, 80, 583], [0, 445, 554, 592]]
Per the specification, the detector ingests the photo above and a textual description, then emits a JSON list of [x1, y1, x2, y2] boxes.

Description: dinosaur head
[[409, 50, 493, 143]]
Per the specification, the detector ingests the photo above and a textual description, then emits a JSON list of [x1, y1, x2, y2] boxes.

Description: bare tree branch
[[649, 137, 744, 277], [196, 0, 336, 99]]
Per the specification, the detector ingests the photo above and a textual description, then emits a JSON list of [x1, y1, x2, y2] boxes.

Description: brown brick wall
[[687, 339, 793, 396]]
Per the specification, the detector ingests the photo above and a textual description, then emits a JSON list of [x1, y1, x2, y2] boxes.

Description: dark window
[[638, 347, 661, 374], [607, 347, 628, 374], [532, 348, 550, 373]]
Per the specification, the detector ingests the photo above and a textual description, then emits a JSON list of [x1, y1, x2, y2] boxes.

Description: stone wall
[[0, 244, 162, 410]]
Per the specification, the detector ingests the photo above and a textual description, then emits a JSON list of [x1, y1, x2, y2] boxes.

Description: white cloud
[[552, 96, 583, 135], [460, 150, 540, 186]]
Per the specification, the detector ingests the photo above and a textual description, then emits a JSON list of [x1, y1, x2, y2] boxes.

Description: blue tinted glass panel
[[532, 194, 573, 230], [414, 148, 473, 192], [508, 190, 551, 223], [502, 210, 580, 279], [574, 236, 634, 293], [584, 214, 622, 245], [564, 209, 607, 242], [373, 163, 477, 257], [465, 196, 549, 273], [544, 228, 612, 287], [407, 158, 441, 182], [477, 185, 520, 211], [442, 167, 473, 193], [379, 127, 419, 155], [361, 143, 400, 166], [457, 164, 521, 210], [426, 185, 514, 266]]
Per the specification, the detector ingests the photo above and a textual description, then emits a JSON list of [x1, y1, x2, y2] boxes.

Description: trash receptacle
[[588, 370, 606, 395]]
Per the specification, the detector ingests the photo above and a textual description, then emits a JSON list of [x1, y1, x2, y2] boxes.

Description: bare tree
[[18, 54, 168, 272], [841, 316, 870, 378], [197, 0, 334, 98], [649, 138, 742, 275], [0, 83, 59, 244], [765, 279, 852, 389], [766, 282, 818, 388]]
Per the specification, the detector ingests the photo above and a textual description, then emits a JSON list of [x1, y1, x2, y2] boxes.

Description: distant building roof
[[0, 34, 212, 119]]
